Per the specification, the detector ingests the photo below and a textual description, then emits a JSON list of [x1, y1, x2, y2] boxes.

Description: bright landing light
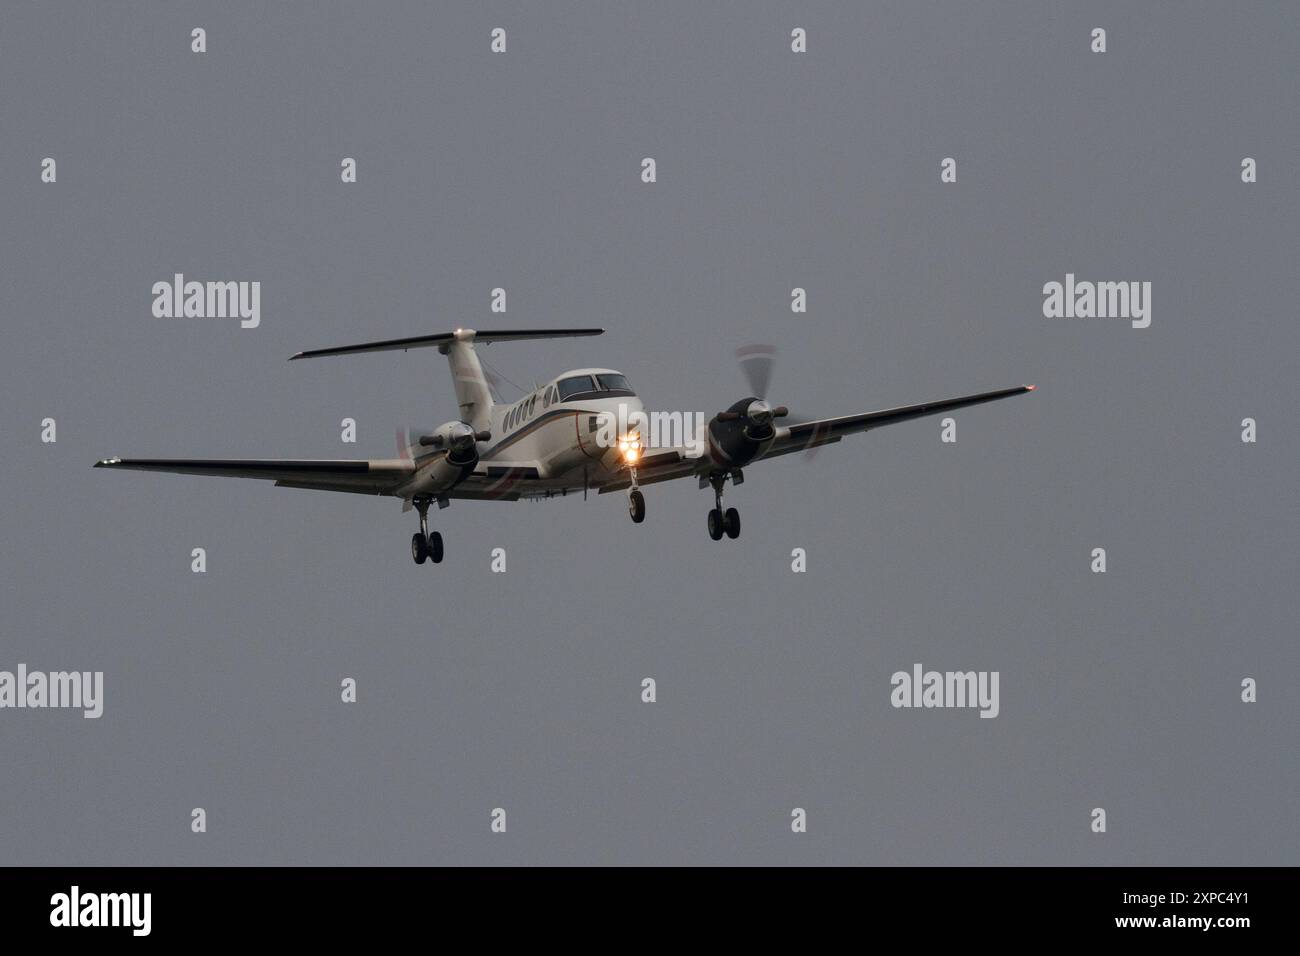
[[618, 434, 642, 462]]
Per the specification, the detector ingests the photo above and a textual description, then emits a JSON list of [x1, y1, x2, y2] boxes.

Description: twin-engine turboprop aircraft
[[95, 328, 1034, 565]]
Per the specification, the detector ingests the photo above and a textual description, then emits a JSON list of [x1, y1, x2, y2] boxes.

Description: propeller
[[418, 427, 491, 449], [729, 343, 823, 460], [395, 424, 489, 460], [395, 426, 433, 461], [714, 401, 789, 424], [735, 343, 776, 401]]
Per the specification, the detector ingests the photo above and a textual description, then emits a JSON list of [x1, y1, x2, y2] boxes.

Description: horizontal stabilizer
[[289, 327, 603, 361]]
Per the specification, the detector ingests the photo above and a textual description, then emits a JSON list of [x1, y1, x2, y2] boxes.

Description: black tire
[[724, 507, 740, 539], [629, 489, 646, 523], [707, 508, 724, 541], [428, 531, 444, 564], [411, 532, 428, 564]]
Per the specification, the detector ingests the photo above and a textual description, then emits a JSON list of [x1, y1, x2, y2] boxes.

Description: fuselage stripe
[[481, 407, 591, 459]]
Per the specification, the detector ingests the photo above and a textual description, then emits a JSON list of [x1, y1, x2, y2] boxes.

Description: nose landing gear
[[628, 488, 646, 523], [626, 463, 646, 523], [706, 471, 742, 540], [410, 497, 445, 566]]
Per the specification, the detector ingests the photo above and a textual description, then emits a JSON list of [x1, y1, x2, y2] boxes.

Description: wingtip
[[1025, 384, 1037, 391], [288, 353, 304, 361], [94, 457, 121, 468]]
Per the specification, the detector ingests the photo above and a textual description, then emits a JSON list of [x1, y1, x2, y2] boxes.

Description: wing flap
[[274, 480, 392, 496]]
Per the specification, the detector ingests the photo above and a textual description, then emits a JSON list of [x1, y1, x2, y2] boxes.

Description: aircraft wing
[[762, 385, 1035, 458], [599, 384, 1034, 490], [94, 457, 415, 496]]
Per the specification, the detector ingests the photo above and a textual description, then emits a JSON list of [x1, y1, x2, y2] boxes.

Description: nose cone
[[602, 394, 645, 429]]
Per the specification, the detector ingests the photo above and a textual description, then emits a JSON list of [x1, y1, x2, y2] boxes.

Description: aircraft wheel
[[723, 507, 741, 540], [428, 531, 444, 564], [629, 489, 646, 523], [411, 532, 428, 564], [707, 508, 724, 541]]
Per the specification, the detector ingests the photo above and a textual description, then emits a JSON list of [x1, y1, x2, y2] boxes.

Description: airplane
[[95, 327, 1035, 565]]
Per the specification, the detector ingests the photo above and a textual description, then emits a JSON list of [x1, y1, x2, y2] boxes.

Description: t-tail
[[289, 327, 604, 434]]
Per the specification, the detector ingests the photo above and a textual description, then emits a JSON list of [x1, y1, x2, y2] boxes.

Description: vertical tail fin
[[443, 335, 494, 433]]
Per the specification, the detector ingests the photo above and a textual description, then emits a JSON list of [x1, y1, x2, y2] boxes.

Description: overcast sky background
[[1, 2, 1296, 865]]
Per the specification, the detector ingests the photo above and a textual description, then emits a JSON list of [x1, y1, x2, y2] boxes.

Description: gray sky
[[1, 1, 1296, 864]]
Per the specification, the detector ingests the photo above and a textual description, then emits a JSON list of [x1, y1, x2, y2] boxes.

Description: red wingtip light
[[1025, 384, 1037, 391]]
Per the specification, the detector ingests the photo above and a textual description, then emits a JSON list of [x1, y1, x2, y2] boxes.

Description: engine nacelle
[[418, 421, 487, 464], [707, 398, 780, 468], [401, 421, 490, 497]]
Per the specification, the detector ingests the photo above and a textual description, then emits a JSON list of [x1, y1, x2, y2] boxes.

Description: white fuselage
[[475, 367, 647, 490]]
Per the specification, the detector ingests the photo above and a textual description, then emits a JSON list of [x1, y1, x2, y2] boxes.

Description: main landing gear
[[706, 471, 741, 541], [410, 497, 445, 566]]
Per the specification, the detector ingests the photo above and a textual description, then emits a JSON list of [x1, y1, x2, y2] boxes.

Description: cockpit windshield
[[557, 375, 596, 400], [556, 372, 635, 402], [596, 373, 632, 393]]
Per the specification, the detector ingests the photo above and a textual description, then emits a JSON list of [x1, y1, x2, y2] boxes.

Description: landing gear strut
[[411, 497, 445, 565], [627, 465, 646, 523], [706, 472, 741, 540]]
